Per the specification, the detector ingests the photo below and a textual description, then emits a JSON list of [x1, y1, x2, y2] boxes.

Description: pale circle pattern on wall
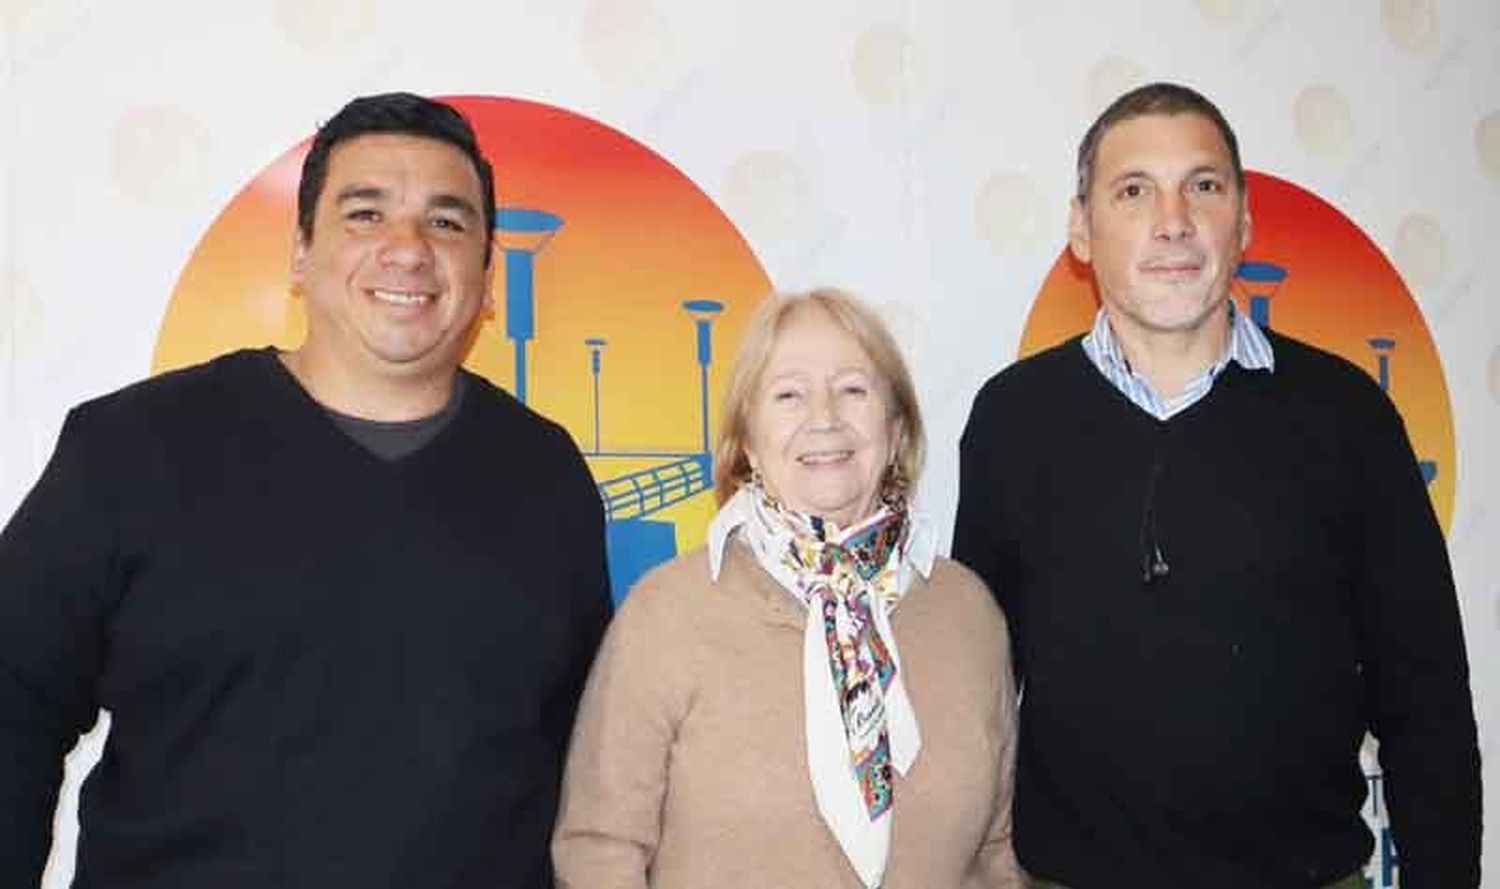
[[275, 0, 374, 53], [852, 24, 922, 107], [1390, 214, 1448, 291], [1195, 0, 1249, 24], [0, 266, 42, 369], [581, 0, 671, 89], [1085, 56, 1146, 117], [1294, 85, 1352, 160], [1477, 112, 1500, 180], [111, 106, 216, 210], [0, 0, 40, 29], [721, 150, 810, 246], [1380, 0, 1440, 58], [975, 172, 1043, 255]]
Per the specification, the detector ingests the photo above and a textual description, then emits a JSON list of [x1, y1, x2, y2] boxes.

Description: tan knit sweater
[[553, 540, 1022, 888]]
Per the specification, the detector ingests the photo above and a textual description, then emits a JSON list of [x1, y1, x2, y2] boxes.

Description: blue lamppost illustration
[[682, 299, 724, 458], [1368, 337, 1438, 485], [1369, 337, 1396, 391], [585, 337, 607, 454], [1236, 260, 1286, 328], [487, 204, 732, 602], [1236, 259, 1437, 489], [580, 300, 728, 603], [493, 207, 563, 405]]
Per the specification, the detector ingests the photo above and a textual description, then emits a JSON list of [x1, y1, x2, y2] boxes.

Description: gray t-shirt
[[324, 373, 468, 461]]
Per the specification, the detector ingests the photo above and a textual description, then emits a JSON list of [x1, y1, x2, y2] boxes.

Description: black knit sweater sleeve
[[0, 405, 115, 886], [952, 350, 1055, 688], [953, 373, 1011, 607], [1337, 361, 1481, 888], [543, 420, 613, 755]]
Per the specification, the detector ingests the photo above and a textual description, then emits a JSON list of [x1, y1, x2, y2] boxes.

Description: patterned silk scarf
[[733, 483, 922, 888]]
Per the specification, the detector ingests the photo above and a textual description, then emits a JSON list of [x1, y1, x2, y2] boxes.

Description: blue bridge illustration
[[492, 207, 728, 603], [1236, 260, 1438, 486]]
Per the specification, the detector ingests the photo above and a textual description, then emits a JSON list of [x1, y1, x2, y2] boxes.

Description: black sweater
[[953, 333, 1479, 888], [0, 349, 611, 888]]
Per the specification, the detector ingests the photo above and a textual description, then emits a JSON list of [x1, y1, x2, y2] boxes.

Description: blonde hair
[[712, 288, 925, 505]]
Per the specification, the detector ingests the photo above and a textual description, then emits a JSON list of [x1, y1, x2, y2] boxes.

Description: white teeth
[[798, 451, 853, 465], [372, 289, 431, 305]]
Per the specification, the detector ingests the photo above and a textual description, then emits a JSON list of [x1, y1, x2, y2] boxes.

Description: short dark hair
[[1075, 82, 1243, 202], [296, 92, 496, 264]]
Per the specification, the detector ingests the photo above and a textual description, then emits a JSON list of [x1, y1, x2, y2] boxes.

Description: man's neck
[[1107, 306, 1231, 401], [278, 348, 456, 422]]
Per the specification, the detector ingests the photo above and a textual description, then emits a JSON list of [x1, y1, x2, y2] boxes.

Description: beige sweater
[[553, 540, 1022, 888]]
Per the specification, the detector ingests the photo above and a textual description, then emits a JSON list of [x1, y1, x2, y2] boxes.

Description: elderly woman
[[553, 288, 1020, 888]]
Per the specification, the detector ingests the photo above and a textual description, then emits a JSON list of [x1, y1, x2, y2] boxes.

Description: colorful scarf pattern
[[787, 506, 905, 820], [718, 483, 923, 888]]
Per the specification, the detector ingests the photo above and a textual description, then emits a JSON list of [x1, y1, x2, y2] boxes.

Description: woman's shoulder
[[616, 547, 714, 619], [925, 555, 998, 605], [916, 556, 1011, 641]]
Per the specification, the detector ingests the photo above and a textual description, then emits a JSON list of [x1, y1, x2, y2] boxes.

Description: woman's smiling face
[[743, 305, 896, 527]]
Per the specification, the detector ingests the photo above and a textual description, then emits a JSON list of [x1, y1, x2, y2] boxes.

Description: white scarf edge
[[706, 486, 928, 888]]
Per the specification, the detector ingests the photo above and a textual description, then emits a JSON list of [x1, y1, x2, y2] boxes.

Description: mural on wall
[[152, 96, 772, 602], [1022, 170, 1457, 531], [1020, 170, 1456, 889]]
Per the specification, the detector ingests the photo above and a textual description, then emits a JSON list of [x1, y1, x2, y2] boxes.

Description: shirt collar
[[706, 486, 938, 582], [1084, 299, 1276, 378]]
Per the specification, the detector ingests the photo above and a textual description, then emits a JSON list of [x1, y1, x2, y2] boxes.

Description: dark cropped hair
[[296, 92, 496, 264], [1075, 82, 1243, 202]]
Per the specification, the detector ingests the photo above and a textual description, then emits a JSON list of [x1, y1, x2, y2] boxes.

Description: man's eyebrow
[[334, 184, 387, 204], [429, 193, 482, 220], [1104, 162, 1228, 189], [1185, 162, 1228, 178], [1104, 168, 1151, 189]]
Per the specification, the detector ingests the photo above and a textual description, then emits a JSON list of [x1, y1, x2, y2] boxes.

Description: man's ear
[[1067, 196, 1092, 264], [1239, 187, 1253, 252], [291, 232, 310, 289], [483, 237, 497, 309]]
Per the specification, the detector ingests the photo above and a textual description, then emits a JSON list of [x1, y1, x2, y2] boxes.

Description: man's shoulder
[[1261, 330, 1392, 413], [963, 334, 1087, 436], [71, 348, 271, 430], [459, 370, 583, 456], [974, 335, 1087, 402], [457, 373, 599, 506]]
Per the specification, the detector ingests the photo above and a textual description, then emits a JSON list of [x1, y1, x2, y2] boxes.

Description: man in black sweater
[[0, 93, 611, 887], [953, 83, 1480, 888]]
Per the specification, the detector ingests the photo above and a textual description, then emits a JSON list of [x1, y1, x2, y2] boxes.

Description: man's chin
[[1114, 296, 1230, 336]]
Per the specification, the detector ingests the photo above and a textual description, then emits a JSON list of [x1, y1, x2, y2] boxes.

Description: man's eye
[[346, 209, 380, 223], [1194, 179, 1225, 194], [431, 217, 466, 232], [1118, 183, 1145, 199], [841, 384, 869, 397]]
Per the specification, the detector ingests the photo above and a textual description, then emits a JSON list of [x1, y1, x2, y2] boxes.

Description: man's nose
[[1153, 190, 1194, 240], [378, 219, 435, 269]]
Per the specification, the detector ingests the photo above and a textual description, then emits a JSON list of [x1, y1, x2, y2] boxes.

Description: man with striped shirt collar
[[953, 82, 1479, 888]]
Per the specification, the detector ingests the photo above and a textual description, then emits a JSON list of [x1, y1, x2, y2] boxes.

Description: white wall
[[3, 1, 1496, 885]]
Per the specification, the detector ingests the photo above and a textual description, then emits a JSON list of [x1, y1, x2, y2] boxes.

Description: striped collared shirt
[[1080, 301, 1275, 420]]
